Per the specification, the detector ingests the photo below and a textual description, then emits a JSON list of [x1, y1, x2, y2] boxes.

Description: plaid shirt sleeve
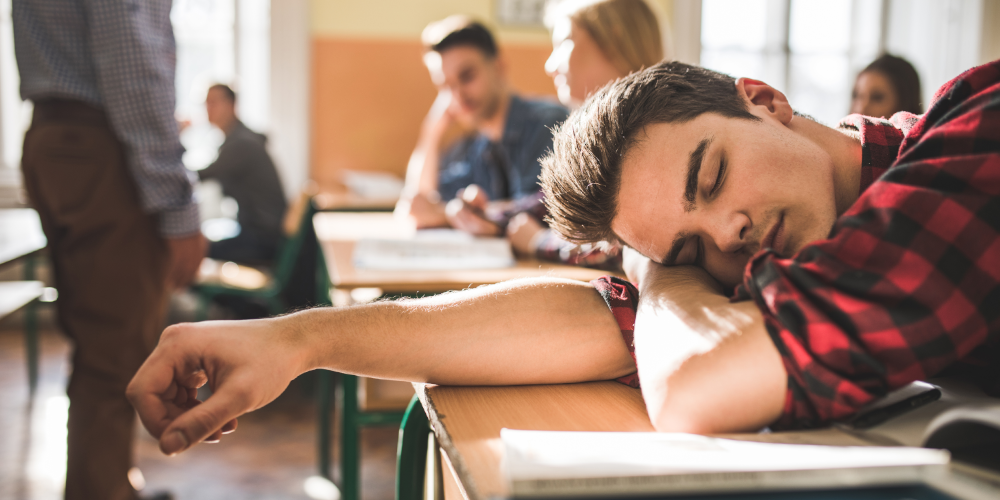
[[85, 0, 198, 236], [734, 60, 1000, 430], [591, 276, 640, 387]]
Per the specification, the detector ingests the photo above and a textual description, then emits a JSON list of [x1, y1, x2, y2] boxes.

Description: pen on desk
[[848, 386, 942, 429]]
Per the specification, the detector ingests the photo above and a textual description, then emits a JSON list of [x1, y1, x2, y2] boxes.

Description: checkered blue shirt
[[13, 0, 199, 237]]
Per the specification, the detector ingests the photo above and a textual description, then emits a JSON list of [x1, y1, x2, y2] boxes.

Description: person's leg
[[21, 101, 170, 500]]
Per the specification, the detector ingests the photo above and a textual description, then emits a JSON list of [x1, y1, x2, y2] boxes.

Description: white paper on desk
[[501, 429, 949, 496], [353, 231, 515, 270]]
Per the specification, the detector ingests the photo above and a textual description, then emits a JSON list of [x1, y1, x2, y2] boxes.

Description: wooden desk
[[0, 208, 46, 269], [414, 383, 874, 500], [313, 212, 612, 294], [314, 191, 397, 212], [0, 281, 44, 320], [312, 212, 619, 500]]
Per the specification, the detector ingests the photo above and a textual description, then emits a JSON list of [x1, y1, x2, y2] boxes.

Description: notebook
[[353, 229, 515, 271], [501, 430, 950, 498]]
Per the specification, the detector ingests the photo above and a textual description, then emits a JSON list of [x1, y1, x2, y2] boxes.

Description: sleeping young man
[[128, 60, 1000, 456]]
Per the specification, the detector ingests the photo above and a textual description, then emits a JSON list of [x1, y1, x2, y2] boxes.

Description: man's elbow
[[644, 379, 735, 435], [640, 359, 786, 435]]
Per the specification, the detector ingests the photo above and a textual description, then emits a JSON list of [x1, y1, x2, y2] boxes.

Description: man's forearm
[[288, 277, 634, 385], [631, 264, 786, 433]]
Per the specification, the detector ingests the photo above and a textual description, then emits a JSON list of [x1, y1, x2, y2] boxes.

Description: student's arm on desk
[[625, 249, 786, 434], [127, 277, 633, 456], [397, 91, 467, 228]]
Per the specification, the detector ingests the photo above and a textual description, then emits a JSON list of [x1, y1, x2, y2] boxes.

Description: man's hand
[[126, 318, 309, 456], [166, 232, 207, 290], [395, 192, 449, 229], [506, 213, 546, 256], [445, 185, 501, 236]]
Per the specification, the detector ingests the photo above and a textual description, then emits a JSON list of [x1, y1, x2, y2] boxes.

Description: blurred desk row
[[0, 208, 48, 393]]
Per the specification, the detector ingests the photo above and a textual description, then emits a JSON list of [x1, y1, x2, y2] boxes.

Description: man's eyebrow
[[684, 137, 713, 212], [662, 231, 690, 266]]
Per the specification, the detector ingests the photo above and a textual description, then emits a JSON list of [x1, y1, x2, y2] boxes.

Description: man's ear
[[492, 53, 508, 79], [735, 78, 793, 125]]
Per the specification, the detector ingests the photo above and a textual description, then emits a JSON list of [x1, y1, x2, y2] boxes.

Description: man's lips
[[760, 212, 786, 255]]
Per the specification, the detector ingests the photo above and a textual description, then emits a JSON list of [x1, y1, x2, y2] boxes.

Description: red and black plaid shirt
[[593, 59, 1000, 429]]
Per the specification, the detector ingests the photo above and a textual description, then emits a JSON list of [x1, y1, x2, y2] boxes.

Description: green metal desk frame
[[23, 254, 40, 393], [314, 213, 406, 500]]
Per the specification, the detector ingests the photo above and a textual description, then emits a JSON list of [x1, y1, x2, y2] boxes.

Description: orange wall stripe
[[310, 37, 558, 190]]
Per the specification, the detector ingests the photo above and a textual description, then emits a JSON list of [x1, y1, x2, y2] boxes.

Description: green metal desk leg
[[341, 373, 361, 500], [317, 370, 334, 479], [24, 254, 39, 394], [396, 395, 430, 500], [315, 227, 337, 480]]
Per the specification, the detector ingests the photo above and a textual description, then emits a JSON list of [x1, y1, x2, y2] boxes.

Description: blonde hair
[[547, 0, 665, 75]]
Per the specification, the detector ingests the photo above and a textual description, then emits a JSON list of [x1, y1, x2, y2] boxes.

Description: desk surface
[[314, 191, 397, 212], [0, 209, 46, 268], [314, 212, 612, 293], [415, 382, 874, 500], [0, 281, 44, 319]]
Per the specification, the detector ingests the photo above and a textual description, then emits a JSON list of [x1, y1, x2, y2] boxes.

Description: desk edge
[[414, 383, 485, 500]]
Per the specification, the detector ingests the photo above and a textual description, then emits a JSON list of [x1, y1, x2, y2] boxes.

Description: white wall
[[269, 0, 311, 201], [884, 0, 985, 108]]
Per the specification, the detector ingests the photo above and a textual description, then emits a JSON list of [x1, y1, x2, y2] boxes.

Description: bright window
[[701, 0, 882, 125], [0, 0, 269, 174]]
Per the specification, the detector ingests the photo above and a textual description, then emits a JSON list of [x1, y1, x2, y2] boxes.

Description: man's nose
[[708, 211, 751, 254]]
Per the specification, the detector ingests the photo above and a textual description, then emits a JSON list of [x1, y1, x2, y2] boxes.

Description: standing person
[[506, 0, 666, 269], [850, 54, 923, 118], [199, 84, 287, 265], [13, 1, 205, 499], [395, 16, 569, 233]]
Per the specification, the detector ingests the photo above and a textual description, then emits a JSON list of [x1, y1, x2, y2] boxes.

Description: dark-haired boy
[[396, 15, 568, 233], [198, 84, 287, 264], [128, 60, 1000, 456]]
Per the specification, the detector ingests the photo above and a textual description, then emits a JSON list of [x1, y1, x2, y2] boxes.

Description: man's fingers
[[461, 184, 489, 209], [221, 418, 238, 434], [158, 385, 252, 456]]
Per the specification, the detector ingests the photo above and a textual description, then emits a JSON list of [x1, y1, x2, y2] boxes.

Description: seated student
[[395, 16, 569, 231], [198, 84, 288, 264], [505, 0, 665, 270], [850, 54, 922, 118], [128, 59, 1000, 454]]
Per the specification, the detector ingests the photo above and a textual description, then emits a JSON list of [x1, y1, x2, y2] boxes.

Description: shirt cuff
[[590, 276, 640, 388], [158, 202, 201, 237]]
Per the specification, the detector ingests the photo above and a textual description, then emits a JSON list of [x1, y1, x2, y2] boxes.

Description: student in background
[[850, 54, 923, 119], [505, 0, 666, 269], [199, 84, 287, 265], [395, 16, 569, 233]]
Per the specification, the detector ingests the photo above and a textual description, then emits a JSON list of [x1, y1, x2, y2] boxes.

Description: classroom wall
[[308, 0, 674, 190], [309, 0, 559, 190]]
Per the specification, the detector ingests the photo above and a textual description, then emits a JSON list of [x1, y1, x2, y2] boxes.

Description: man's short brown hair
[[421, 15, 498, 59], [209, 83, 237, 103], [540, 61, 761, 245]]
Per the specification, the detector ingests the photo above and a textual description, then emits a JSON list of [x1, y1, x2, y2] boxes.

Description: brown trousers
[[21, 99, 170, 500]]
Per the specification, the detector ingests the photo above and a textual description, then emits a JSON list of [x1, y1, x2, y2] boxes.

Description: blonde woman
[[507, 0, 668, 267]]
